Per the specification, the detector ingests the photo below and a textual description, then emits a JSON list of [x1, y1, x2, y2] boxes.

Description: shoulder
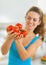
[[35, 34, 42, 44], [34, 35, 42, 47], [36, 38, 42, 43], [29, 33, 42, 47]]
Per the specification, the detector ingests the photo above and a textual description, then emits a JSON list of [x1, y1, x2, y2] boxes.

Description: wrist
[[6, 36, 13, 41]]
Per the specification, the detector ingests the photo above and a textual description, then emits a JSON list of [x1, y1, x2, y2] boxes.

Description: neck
[[25, 26, 35, 37], [25, 26, 33, 34]]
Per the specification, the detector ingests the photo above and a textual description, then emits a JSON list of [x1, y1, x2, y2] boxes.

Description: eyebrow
[[27, 16, 39, 19]]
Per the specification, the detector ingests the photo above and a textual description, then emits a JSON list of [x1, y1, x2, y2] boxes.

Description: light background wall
[[0, 0, 46, 61], [37, 0, 46, 14], [0, 0, 37, 25], [0, 0, 46, 27]]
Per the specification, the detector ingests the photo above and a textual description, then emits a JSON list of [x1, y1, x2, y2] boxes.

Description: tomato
[[12, 26, 21, 36], [41, 56, 46, 60], [13, 26, 19, 33], [43, 56, 46, 58], [20, 29, 28, 37], [7, 23, 28, 37], [16, 23, 22, 29], [17, 31, 21, 36], [7, 25, 13, 32]]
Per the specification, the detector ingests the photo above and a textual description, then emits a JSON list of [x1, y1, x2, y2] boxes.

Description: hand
[[14, 34, 24, 44], [14, 34, 23, 40], [6, 30, 17, 40]]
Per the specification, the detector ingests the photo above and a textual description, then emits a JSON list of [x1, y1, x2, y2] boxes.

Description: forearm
[[15, 40, 29, 60], [1, 37, 13, 55]]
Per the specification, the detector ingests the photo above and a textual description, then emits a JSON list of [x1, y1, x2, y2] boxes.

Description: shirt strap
[[24, 34, 40, 49]]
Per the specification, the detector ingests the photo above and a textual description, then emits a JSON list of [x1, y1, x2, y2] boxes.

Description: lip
[[28, 25, 33, 29], [28, 24, 33, 27]]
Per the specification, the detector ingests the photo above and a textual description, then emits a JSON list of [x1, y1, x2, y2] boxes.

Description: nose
[[29, 19, 33, 24]]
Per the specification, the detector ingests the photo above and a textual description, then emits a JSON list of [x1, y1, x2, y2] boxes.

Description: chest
[[23, 35, 35, 47]]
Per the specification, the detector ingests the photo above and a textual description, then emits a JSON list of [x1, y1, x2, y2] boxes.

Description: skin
[[1, 11, 42, 61]]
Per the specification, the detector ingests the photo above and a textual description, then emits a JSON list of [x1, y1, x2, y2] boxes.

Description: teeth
[[29, 24, 32, 26]]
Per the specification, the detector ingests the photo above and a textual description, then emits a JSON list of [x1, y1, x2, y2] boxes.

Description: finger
[[8, 30, 13, 35], [20, 34, 23, 38], [14, 36, 19, 40], [8, 32, 17, 39], [11, 32, 17, 37]]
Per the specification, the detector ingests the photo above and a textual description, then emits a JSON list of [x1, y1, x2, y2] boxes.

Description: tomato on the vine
[[13, 26, 19, 33], [7, 25, 13, 32], [20, 29, 28, 37], [7, 23, 28, 37], [17, 31, 21, 36], [16, 23, 22, 29]]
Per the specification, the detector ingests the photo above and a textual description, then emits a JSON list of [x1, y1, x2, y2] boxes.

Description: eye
[[27, 17, 31, 20], [33, 18, 37, 22]]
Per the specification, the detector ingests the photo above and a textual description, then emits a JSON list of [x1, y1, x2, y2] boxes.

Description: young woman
[[1, 6, 45, 65]]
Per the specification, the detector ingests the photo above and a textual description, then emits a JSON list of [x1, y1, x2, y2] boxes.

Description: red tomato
[[7, 25, 13, 32], [21, 29, 28, 37], [41, 56, 46, 60], [13, 26, 21, 36], [7, 25, 21, 36], [16, 23, 22, 29], [17, 31, 21, 36], [43, 56, 46, 59], [13, 26, 19, 33]]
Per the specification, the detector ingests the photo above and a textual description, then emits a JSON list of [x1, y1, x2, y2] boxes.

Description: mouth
[[27, 23, 34, 30], [29, 24, 33, 27], [28, 25, 33, 29]]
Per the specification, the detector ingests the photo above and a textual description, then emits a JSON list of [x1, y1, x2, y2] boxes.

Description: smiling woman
[[1, 6, 45, 65], [25, 6, 45, 40]]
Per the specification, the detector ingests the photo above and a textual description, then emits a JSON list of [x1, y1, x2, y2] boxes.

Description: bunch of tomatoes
[[7, 23, 28, 37]]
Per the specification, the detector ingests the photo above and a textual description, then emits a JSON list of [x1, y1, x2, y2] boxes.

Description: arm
[[1, 37, 13, 55], [15, 38, 42, 61], [1, 31, 16, 55]]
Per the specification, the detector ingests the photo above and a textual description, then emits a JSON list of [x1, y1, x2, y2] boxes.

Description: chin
[[28, 28, 34, 31], [28, 29, 32, 31], [29, 28, 32, 30]]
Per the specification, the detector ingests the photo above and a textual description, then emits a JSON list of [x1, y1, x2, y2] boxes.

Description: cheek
[[34, 21, 39, 25], [26, 21, 31, 25], [33, 22, 38, 28]]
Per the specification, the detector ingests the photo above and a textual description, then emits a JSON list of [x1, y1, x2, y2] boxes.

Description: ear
[[38, 20, 41, 26]]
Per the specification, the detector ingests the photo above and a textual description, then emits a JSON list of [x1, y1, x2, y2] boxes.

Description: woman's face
[[25, 11, 41, 31]]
